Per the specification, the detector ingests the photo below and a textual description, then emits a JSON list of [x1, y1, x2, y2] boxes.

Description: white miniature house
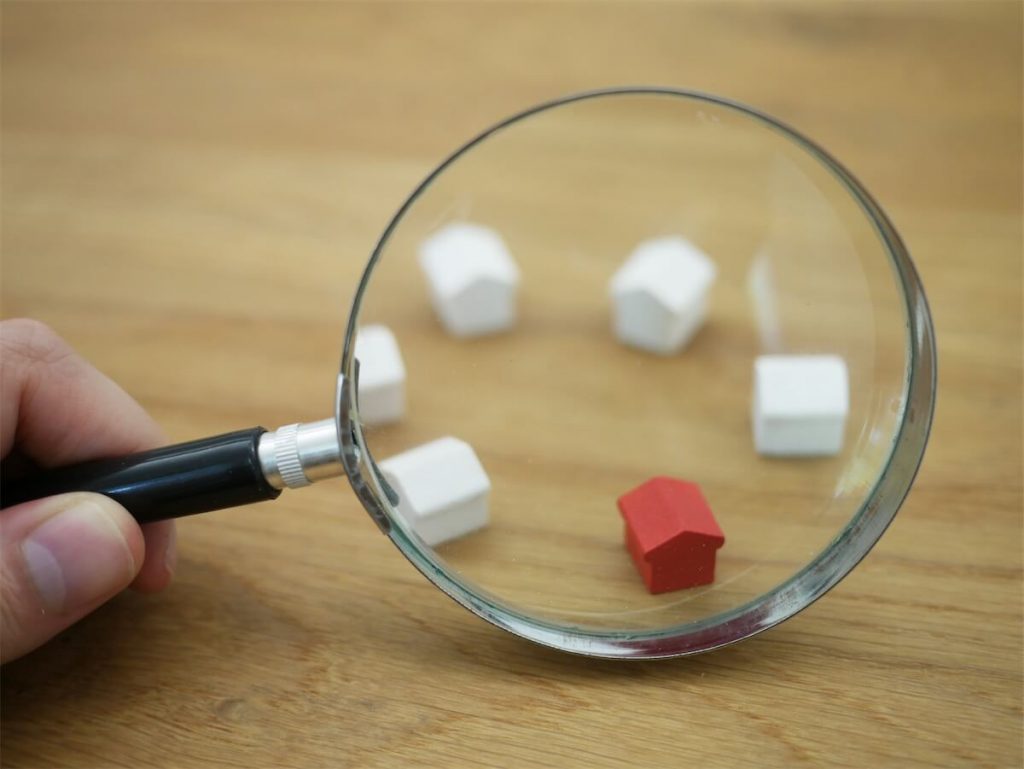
[[377, 436, 491, 547], [354, 325, 406, 426], [752, 354, 850, 456], [609, 236, 717, 355], [418, 222, 521, 338]]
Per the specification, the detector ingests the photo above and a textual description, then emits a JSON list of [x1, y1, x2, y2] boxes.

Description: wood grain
[[1, 2, 1021, 767]]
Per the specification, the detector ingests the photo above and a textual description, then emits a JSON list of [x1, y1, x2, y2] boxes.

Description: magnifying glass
[[2, 88, 936, 659]]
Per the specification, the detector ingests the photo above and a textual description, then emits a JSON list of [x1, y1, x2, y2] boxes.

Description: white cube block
[[354, 325, 406, 426], [752, 355, 849, 456], [378, 437, 490, 547], [417, 222, 520, 338], [609, 236, 717, 355]]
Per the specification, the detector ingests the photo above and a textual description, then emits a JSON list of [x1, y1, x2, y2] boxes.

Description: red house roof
[[618, 477, 725, 557]]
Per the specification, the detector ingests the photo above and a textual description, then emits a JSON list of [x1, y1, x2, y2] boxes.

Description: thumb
[[1, 492, 144, 663]]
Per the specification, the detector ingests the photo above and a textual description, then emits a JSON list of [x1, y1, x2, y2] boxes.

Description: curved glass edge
[[337, 86, 939, 659]]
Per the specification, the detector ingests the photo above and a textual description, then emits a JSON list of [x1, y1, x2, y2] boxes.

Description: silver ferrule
[[258, 418, 343, 490]]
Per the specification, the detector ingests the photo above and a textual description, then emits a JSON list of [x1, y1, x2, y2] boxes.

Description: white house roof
[[609, 236, 716, 314], [377, 436, 490, 519], [754, 355, 849, 418], [418, 223, 521, 300]]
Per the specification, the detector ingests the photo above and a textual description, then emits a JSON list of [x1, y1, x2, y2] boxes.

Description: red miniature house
[[618, 477, 725, 594]]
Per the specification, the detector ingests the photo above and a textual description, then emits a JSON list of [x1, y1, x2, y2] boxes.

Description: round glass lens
[[340, 89, 934, 657]]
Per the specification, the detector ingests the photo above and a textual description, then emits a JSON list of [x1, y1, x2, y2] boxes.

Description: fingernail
[[21, 499, 137, 614]]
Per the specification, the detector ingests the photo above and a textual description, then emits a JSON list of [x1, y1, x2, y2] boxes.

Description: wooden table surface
[[1, 2, 1021, 767]]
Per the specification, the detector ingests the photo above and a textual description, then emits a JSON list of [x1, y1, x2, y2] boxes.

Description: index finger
[[0, 318, 165, 466]]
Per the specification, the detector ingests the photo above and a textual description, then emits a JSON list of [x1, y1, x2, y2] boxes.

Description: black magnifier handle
[[0, 419, 343, 525]]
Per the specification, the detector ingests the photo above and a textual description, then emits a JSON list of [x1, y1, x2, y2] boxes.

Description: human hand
[[1, 319, 176, 663]]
